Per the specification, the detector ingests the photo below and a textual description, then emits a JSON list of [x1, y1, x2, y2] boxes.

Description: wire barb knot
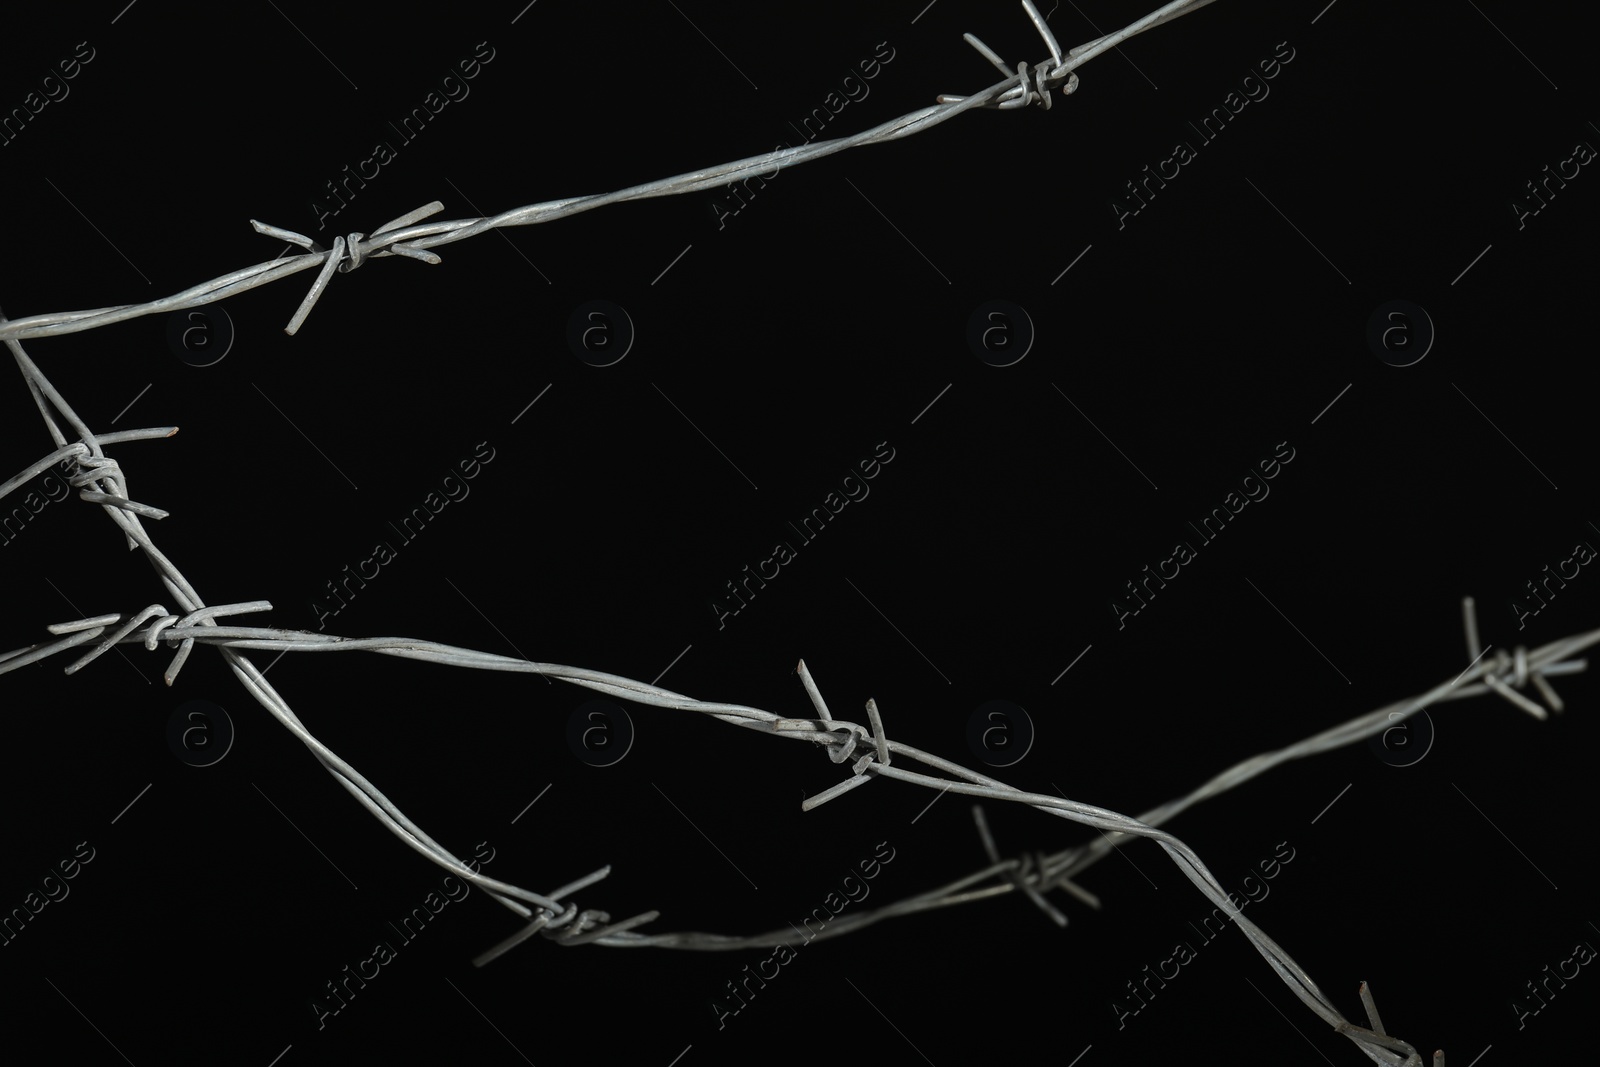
[[938, 1, 1081, 109], [1461, 596, 1584, 720], [67, 453, 170, 521], [250, 202, 447, 335], [794, 666, 894, 812], [824, 721, 868, 764], [972, 805, 1076, 927], [42, 600, 274, 685]]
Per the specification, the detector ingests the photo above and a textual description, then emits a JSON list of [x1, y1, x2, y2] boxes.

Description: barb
[[4, 296, 1575, 1067], [972, 804, 1075, 926], [1042, 595, 1587, 887], [3, 574, 1590, 1067], [0, 1, 1220, 343]]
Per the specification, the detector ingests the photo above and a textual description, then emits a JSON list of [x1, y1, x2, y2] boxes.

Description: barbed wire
[[0, 2, 1551, 1063], [2, 539, 1589, 1067], [0, 0, 1215, 343]]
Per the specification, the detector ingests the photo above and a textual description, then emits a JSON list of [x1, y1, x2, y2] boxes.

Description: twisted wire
[[0, 1, 1216, 341], [2, 572, 1590, 1065]]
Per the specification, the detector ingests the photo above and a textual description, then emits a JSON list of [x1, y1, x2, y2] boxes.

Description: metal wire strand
[[0, 252, 1524, 1067], [0, 1, 1219, 342], [2, 580, 1586, 1067]]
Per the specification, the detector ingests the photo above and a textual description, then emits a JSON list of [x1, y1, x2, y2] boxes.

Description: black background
[[2, 1, 1597, 1064]]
